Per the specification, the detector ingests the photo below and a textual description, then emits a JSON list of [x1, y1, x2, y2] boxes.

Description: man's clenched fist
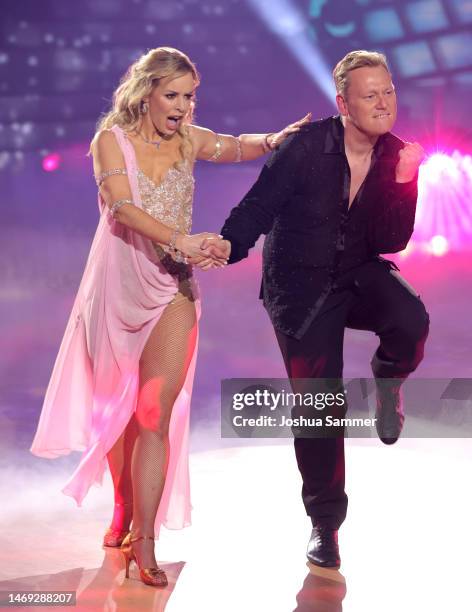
[[395, 142, 425, 183]]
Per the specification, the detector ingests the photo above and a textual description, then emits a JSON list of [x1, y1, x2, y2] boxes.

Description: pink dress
[[30, 125, 200, 535]]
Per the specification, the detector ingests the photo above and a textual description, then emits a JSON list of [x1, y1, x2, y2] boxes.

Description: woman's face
[[145, 72, 196, 136]]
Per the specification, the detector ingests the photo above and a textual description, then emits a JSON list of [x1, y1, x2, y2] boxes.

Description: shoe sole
[[306, 556, 341, 569]]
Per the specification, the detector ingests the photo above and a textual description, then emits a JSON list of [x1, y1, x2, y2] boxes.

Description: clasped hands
[[175, 232, 231, 270], [171, 114, 313, 270]]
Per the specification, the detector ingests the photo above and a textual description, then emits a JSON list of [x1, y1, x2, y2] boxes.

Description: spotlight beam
[[247, 0, 336, 103]]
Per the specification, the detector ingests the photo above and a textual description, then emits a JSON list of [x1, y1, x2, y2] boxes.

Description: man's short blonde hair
[[333, 50, 390, 97]]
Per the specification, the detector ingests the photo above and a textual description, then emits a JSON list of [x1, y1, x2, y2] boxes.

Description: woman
[[30, 46, 309, 587]]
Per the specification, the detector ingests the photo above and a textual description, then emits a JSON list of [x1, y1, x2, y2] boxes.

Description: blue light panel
[[392, 41, 436, 77], [450, 0, 472, 24], [308, 0, 328, 18], [364, 8, 405, 42], [434, 32, 472, 69], [405, 0, 449, 34]]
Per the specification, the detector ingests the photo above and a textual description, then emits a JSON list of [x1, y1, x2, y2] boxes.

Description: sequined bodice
[[137, 160, 194, 234]]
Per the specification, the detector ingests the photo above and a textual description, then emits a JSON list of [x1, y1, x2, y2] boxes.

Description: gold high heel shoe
[[103, 502, 132, 548], [121, 534, 168, 588]]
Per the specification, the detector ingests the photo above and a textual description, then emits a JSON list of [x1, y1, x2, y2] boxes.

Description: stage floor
[[1, 436, 470, 611]]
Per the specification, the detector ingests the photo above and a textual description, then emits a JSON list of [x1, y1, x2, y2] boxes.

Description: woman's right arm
[[91, 130, 222, 259]]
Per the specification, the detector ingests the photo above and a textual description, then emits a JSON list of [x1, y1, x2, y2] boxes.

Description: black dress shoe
[[375, 379, 404, 445], [306, 524, 340, 568]]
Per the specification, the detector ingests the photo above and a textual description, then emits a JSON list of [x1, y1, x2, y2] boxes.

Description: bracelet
[[208, 133, 223, 161], [96, 168, 127, 187], [168, 230, 188, 264], [173, 250, 188, 264], [263, 133, 275, 153], [110, 198, 133, 217], [169, 229, 181, 251], [235, 135, 242, 163]]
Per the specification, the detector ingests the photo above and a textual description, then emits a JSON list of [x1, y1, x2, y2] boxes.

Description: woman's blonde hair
[[92, 46, 200, 162], [333, 50, 390, 97]]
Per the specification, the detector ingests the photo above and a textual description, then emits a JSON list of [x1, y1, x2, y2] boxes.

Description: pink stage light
[[414, 151, 472, 251], [429, 234, 449, 257], [42, 153, 61, 172], [421, 153, 459, 183]]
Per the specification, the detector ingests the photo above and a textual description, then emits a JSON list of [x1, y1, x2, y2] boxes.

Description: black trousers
[[275, 259, 430, 529]]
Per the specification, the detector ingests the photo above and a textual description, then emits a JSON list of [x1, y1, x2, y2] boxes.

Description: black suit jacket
[[221, 116, 418, 339]]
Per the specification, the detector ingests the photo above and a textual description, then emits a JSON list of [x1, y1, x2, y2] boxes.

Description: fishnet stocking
[[106, 415, 137, 532], [131, 292, 197, 567]]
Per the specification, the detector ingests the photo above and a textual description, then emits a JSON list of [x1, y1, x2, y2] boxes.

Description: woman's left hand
[[268, 112, 312, 150]]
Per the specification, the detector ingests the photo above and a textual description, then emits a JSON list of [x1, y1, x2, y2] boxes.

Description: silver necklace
[[138, 130, 163, 149]]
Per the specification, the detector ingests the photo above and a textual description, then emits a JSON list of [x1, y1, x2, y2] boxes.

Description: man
[[204, 51, 429, 568]]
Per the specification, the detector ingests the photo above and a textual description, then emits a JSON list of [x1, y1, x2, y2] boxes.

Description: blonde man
[[213, 50, 429, 567]]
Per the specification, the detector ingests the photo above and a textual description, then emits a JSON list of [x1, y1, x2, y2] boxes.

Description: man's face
[[337, 65, 397, 137]]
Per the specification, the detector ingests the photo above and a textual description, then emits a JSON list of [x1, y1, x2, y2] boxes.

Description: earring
[[140, 101, 148, 115]]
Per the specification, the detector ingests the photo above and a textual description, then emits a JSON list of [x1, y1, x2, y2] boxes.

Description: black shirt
[[221, 115, 418, 339]]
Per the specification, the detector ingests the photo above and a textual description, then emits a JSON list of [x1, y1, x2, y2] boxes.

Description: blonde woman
[[30, 46, 309, 587]]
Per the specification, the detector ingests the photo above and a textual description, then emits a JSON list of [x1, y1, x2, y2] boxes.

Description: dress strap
[[95, 168, 127, 187]]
